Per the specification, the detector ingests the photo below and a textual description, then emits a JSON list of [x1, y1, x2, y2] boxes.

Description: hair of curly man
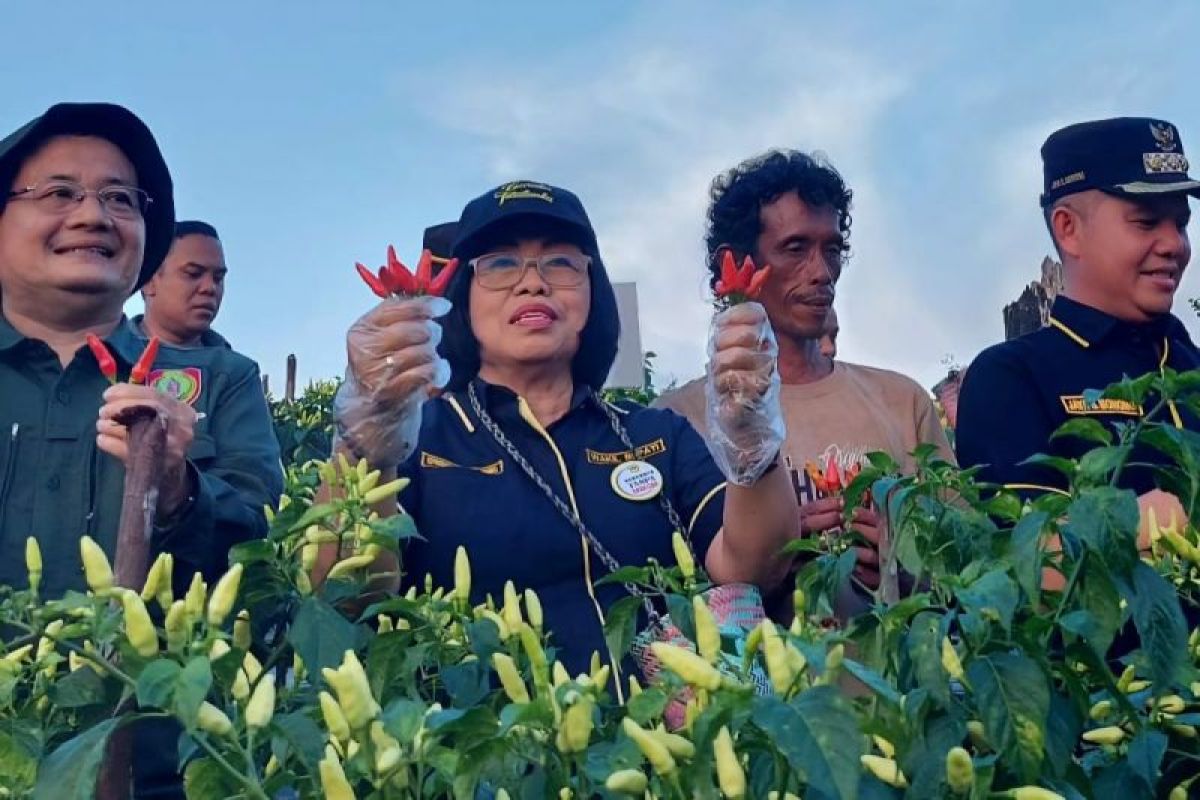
[[704, 149, 853, 291]]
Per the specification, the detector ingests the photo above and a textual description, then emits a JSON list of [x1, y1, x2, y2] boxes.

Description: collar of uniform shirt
[[1050, 294, 1186, 347], [0, 311, 23, 353], [468, 377, 595, 417], [0, 311, 149, 366]]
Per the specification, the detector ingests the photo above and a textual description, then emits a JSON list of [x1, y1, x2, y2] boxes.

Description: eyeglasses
[[7, 180, 152, 219], [469, 252, 591, 290]]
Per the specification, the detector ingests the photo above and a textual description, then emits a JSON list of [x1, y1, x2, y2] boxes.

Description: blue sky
[[5, 1, 1199, 391]]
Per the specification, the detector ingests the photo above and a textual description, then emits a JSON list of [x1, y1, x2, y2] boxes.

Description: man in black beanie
[[0, 102, 282, 797]]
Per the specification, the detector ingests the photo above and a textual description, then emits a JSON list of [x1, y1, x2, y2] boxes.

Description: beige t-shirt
[[654, 361, 955, 500]]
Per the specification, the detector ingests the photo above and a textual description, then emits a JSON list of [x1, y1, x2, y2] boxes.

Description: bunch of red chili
[[356, 246, 460, 299], [714, 250, 772, 306], [804, 454, 862, 496], [86, 334, 159, 386]]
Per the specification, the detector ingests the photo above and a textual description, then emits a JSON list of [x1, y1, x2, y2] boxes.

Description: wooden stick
[[285, 354, 297, 403], [95, 406, 167, 800]]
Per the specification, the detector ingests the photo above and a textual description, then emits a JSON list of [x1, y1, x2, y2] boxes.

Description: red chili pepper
[[86, 334, 118, 385], [805, 461, 828, 495], [427, 256, 460, 297], [736, 255, 755, 288], [414, 249, 434, 290], [129, 336, 160, 385], [745, 265, 772, 299], [714, 251, 772, 305], [385, 246, 418, 294], [357, 246, 456, 298], [715, 250, 738, 296], [824, 455, 842, 493], [356, 262, 389, 298]]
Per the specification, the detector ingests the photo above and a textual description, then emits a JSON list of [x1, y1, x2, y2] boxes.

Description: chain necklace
[[466, 381, 699, 623]]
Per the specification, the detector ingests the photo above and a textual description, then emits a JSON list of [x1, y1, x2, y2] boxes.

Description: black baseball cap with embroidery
[[451, 180, 599, 259], [1040, 116, 1200, 207], [0, 102, 175, 292]]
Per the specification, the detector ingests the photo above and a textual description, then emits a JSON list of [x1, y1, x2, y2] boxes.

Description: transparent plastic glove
[[703, 302, 785, 485], [333, 295, 452, 467]]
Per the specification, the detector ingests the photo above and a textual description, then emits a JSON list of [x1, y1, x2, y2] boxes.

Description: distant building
[[934, 256, 1064, 434], [606, 282, 645, 389], [1003, 256, 1062, 340]]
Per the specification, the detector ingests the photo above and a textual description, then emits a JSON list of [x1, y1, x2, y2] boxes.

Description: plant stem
[[193, 733, 271, 800]]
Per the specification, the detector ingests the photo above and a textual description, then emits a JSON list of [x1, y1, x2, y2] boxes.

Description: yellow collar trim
[[1048, 317, 1090, 348]]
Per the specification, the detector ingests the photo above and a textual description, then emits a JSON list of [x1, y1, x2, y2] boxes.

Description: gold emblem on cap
[[1150, 121, 1178, 152], [1144, 152, 1189, 175], [494, 181, 554, 205]]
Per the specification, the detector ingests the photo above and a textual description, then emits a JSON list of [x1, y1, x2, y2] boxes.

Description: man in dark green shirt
[[0, 102, 282, 598], [135, 219, 232, 349]]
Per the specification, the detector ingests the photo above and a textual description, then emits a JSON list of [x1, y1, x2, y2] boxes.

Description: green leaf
[[182, 756, 243, 799], [227, 538, 275, 565], [842, 659, 902, 706], [1064, 487, 1140, 575], [1009, 511, 1047, 603], [136, 658, 182, 710], [0, 730, 37, 793], [1076, 445, 1132, 485], [1044, 692, 1083, 778], [286, 501, 337, 533], [901, 713, 965, 797], [464, 619, 503, 661], [907, 611, 950, 706], [367, 512, 421, 548], [966, 652, 1049, 783], [441, 661, 490, 708], [383, 698, 428, 745], [1072, 566, 1122, 658], [664, 593, 696, 643], [173, 656, 213, 729], [1125, 729, 1167, 791], [272, 711, 326, 773], [50, 664, 107, 708], [626, 686, 670, 724], [1051, 418, 1114, 447], [289, 595, 362, 679], [426, 706, 499, 744], [32, 716, 123, 800], [1128, 561, 1187, 688], [603, 595, 642, 662], [958, 569, 1019, 635], [593, 565, 654, 587], [1019, 453, 1078, 478], [751, 688, 865, 800]]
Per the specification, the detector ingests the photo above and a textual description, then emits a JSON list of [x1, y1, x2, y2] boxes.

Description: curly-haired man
[[656, 150, 952, 606]]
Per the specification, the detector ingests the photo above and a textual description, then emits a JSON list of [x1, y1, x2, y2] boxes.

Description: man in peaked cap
[[957, 117, 1197, 535], [0, 103, 281, 796]]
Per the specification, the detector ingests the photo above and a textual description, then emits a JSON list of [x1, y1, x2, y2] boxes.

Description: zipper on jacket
[[0, 423, 20, 530]]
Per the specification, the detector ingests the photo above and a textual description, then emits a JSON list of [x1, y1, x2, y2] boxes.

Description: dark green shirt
[[0, 313, 282, 597], [130, 313, 233, 351]]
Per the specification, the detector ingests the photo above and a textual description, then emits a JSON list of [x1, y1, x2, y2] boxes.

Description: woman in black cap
[[328, 180, 799, 683]]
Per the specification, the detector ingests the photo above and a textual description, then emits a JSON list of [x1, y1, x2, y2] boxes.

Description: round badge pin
[[610, 460, 663, 501]]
